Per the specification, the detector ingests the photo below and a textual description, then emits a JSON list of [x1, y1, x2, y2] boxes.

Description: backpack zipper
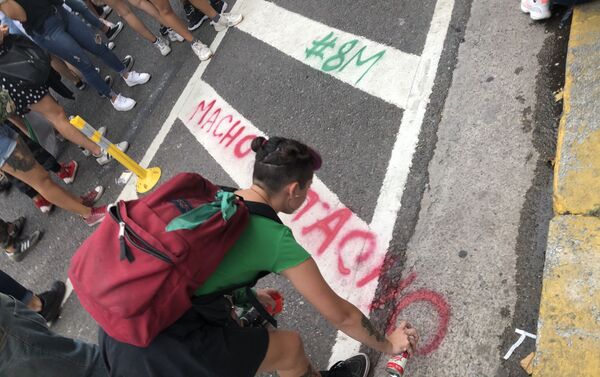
[[109, 204, 174, 265]]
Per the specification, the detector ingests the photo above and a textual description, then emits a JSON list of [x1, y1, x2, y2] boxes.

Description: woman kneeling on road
[[100, 136, 419, 377]]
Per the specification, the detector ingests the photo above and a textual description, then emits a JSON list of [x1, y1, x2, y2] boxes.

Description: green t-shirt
[[194, 214, 311, 296]]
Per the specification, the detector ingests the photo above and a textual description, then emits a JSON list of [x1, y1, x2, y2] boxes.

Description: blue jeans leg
[[64, 0, 103, 30], [0, 293, 108, 377], [32, 8, 125, 97]]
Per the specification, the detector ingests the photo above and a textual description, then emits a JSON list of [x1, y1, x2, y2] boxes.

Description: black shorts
[[99, 297, 269, 377]]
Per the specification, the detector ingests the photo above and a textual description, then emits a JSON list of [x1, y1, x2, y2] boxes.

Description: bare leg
[[106, 0, 157, 43], [50, 56, 81, 85], [64, 61, 84, 82], [187, 0, 217, 18], [126, 0, 163, 21], [1, 137, 91, 217], [146, 0, 194, 42], [26, 294, 43, 312], [28, 95, 102, 156], [84, 0, 101, 17], [257, 330, 321, 377]]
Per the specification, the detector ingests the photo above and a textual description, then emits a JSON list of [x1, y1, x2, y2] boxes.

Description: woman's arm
[[281, 258, 418, 355]]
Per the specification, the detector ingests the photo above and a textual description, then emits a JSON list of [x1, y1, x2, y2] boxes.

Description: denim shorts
[[0, 125, 17, 168]]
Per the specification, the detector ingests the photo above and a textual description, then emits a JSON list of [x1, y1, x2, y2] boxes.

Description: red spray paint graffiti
[[186, 98, 450, 355], [372, 272, 450, 355]]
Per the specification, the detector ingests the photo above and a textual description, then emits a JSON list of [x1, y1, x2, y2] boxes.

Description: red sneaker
[[80, 186, 105, 207], [33, 196, 53, 213], [57, 160, 78, 184], [84, 205, 107, 227]]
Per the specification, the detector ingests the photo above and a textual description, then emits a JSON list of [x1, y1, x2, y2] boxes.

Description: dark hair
[[251, 136, 321, 193]]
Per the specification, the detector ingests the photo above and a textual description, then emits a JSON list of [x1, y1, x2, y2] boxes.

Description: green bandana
[[166, 191, 239, 231], [0, 89, 16, 123]]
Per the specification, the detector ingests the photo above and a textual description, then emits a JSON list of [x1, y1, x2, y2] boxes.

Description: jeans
[[64, 0, 103, 30], [0, 270, 33, 306], [0, 293, 108, 377], [31, 6, 125, 98]]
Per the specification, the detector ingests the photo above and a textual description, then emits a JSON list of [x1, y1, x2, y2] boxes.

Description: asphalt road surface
[[0, 0, 568, 375]]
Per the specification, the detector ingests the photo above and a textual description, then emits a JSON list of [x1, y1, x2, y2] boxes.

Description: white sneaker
[[191, 41, 212, 61], [154, 36, 171, 56], [111, 94, 136, 111], [96, 141, 130, 165], [212, 13, 243, 32], [168, 29, 184, 42], [521, 0, 551, 20], [123, 71, 151, 87]]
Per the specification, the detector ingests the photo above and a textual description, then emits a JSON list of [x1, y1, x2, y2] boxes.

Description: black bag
[[0, 35, 51, 86]]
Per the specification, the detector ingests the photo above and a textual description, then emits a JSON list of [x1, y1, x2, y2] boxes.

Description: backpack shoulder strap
[[244, 201, 282, 224]]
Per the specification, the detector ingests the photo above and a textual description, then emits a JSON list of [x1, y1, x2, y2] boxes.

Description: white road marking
[[236, 0, 420, 109], [107, 0, 455, 368], [329, 0, 455, 365]]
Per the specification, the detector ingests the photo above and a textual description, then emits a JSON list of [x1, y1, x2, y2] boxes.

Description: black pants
[[5, 127, 60, 199], [0, 269, 32, 304]]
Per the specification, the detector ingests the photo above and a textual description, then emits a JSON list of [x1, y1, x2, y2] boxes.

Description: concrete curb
[[534, 3, 600, 376]]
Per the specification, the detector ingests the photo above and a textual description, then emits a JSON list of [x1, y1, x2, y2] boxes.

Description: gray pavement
[[0, 0, 568, 375]]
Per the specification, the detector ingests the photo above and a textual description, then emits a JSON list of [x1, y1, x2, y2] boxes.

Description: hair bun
[[251, 136, 267, 152]]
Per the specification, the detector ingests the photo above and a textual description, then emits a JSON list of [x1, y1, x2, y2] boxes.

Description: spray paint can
[[385, 352, 409, 376]]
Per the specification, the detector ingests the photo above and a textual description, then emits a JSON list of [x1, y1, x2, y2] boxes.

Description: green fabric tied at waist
[[166, 191, 238, 231]]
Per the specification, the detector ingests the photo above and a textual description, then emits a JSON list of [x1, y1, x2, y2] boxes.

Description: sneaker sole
[[108, 22, 124, 41], [529, 10, 551, 20], [113, 101, 137, 112], [125, 75, 151, 87], [86, 215, 106, 227]]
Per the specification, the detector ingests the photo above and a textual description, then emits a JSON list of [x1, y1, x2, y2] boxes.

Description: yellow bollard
[[70, 116, 161, 193]]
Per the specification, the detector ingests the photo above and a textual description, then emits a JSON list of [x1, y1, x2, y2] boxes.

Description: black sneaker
[[185, 2, 207, 31], [75, 80, 87, 90], [211, 0, 228, 13], [38, 281, 67, 323], [105, 21, 123, 41], [122, 55, 134, 71], [8, 216, 25, 239], [159, 25, 169, 36], [0, 173, 11, 195], [95, 4, 112, 19], [320, 353, 370, 377], [104, 75, 113, 88], [5, 230, 42, 262]]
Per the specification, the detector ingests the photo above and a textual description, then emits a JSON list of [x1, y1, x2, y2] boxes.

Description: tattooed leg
[[1, 137, 91, 217]]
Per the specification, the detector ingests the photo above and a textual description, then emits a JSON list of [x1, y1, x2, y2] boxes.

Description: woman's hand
[[256, 288, 281, 312], [386, 321, 420, 356]]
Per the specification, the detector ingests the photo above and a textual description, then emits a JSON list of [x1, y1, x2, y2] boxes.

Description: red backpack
[[68, 173, 249, 347]]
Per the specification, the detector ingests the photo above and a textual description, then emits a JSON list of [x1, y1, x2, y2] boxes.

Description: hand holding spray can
[[385, 352, 409, 376]]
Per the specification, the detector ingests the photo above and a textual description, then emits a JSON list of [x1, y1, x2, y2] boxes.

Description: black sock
[[212, 14, 221, 22]]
